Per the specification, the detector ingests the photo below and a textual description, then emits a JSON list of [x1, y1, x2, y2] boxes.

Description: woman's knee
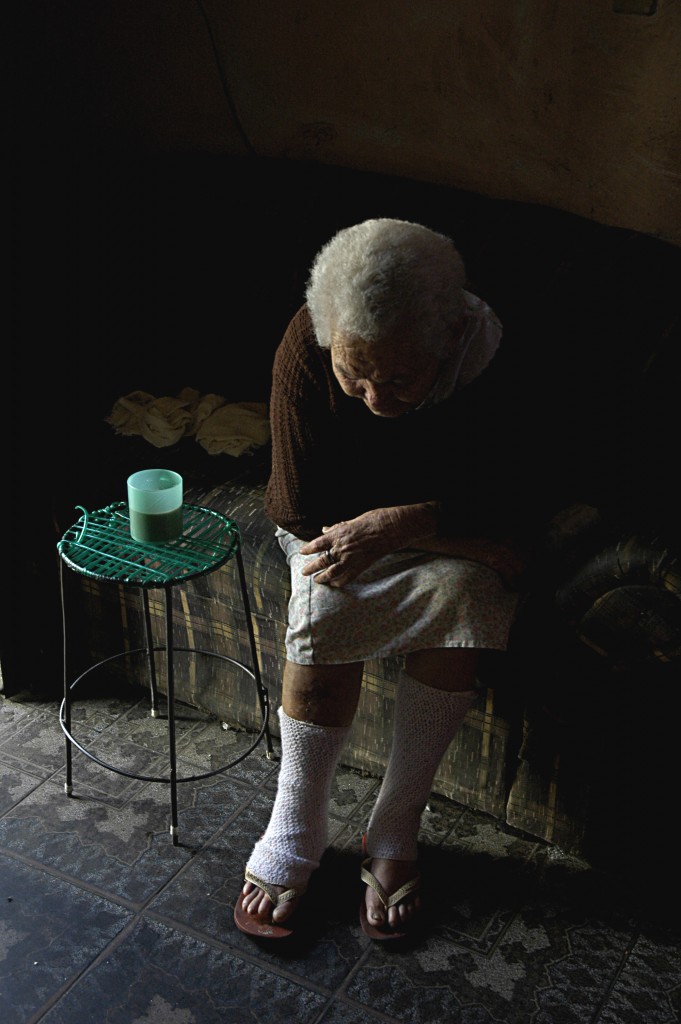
[[405, 648, 479, 691], [282, 661, 365, 726]]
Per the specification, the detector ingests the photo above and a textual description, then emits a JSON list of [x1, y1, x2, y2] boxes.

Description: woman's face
[[330, 332, 442, 417]]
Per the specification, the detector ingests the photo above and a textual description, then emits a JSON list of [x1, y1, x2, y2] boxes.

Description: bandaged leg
[[246, 706, 351, 891], [365, 673, 477, 861]]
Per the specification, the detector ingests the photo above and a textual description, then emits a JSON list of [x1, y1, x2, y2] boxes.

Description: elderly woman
[[234, 218, 532, 941]]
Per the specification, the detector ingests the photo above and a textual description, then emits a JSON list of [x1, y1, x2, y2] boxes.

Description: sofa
[[61, 414, 680, 864]]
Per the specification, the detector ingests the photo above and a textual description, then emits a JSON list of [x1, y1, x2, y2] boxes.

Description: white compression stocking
[[365, 673, 477, 861], [246, 706, 351, 891]]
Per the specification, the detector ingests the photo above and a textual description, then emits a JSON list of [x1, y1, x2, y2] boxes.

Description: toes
[[242, 891, 263, 916], [241, 884, 273, 917], [364, 885, 385, 925], [366, 902, 385, 927], [389, 892, 421, 927], [241, 881, 298, 922], [272, 899, 296, 924], [363, 858, 420, 931], [386, 903, 406, 930]]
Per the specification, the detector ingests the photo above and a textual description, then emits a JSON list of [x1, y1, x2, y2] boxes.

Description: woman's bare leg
[[282, 659, 364, 725]]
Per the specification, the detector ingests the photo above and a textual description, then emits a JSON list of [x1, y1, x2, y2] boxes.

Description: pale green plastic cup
[[127, 469, 183, 543]]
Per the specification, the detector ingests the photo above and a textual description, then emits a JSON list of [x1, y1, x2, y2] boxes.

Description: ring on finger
[[326, 548, 338, 565]]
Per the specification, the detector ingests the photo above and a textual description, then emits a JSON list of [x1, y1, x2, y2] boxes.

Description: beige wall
[[24, 0, 681, 244]]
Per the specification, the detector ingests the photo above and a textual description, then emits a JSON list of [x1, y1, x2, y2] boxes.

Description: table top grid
[[57, 502, 240, 586]]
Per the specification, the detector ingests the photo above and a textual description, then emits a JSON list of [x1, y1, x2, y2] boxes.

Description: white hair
[[305, 218, 467, 355]]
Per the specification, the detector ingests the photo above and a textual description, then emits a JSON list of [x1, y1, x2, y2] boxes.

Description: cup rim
[[127, 469, 183, 492]]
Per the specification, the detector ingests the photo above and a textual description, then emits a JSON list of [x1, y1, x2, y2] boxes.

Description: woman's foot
[[240, 879, 301, 924], [233, 870, 304, 939], [360, 857, 421, 939]]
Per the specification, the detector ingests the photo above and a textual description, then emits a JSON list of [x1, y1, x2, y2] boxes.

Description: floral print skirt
[[276, 528, 521, 666]]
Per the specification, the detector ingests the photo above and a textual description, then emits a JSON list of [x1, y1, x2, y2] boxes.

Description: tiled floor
[[1, 683, 679, 1024]]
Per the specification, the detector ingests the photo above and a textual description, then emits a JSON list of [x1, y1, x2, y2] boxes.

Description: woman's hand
[[300, 504, 439, 587], [299, 506, 529, 591]]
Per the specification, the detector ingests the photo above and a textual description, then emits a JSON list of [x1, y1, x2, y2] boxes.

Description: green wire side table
[[57, 501, 274, 845]]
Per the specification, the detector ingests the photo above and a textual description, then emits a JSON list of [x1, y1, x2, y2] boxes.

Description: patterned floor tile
[[0, 709, 67, 777], [0, 770, 255, 903], [1, 854, 132, 1024], [1, 690, 678, 1024], [148, 790, 369, 990], [0, 760, 44, 814], [37, 917, 331, 1024]]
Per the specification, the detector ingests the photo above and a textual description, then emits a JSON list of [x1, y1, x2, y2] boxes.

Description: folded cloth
[[141, 395, 195, 448], [105, 390, 155, 436], [195, 401, 270, 456], [105, 391, 269, 455], [186, 392, 226, 435]]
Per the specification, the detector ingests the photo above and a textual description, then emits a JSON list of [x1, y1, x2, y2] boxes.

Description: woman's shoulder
[[277, 304, 318, 359], [457, 290, 503, 387], [273, 304, 333, 393]]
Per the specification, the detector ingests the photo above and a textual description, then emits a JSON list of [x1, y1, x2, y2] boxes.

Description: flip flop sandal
[[359, 857, 421, 941], [233, 868, 303, 939]]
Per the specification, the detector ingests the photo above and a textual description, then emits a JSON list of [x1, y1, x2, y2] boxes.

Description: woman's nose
[[364, 380, 389, 401]]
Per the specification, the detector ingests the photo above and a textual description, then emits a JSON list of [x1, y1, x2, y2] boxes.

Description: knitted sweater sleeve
[[264, 307, 337, 540]]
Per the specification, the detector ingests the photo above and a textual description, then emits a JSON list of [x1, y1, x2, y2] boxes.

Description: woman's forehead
[[331, 332, 424, 374]]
